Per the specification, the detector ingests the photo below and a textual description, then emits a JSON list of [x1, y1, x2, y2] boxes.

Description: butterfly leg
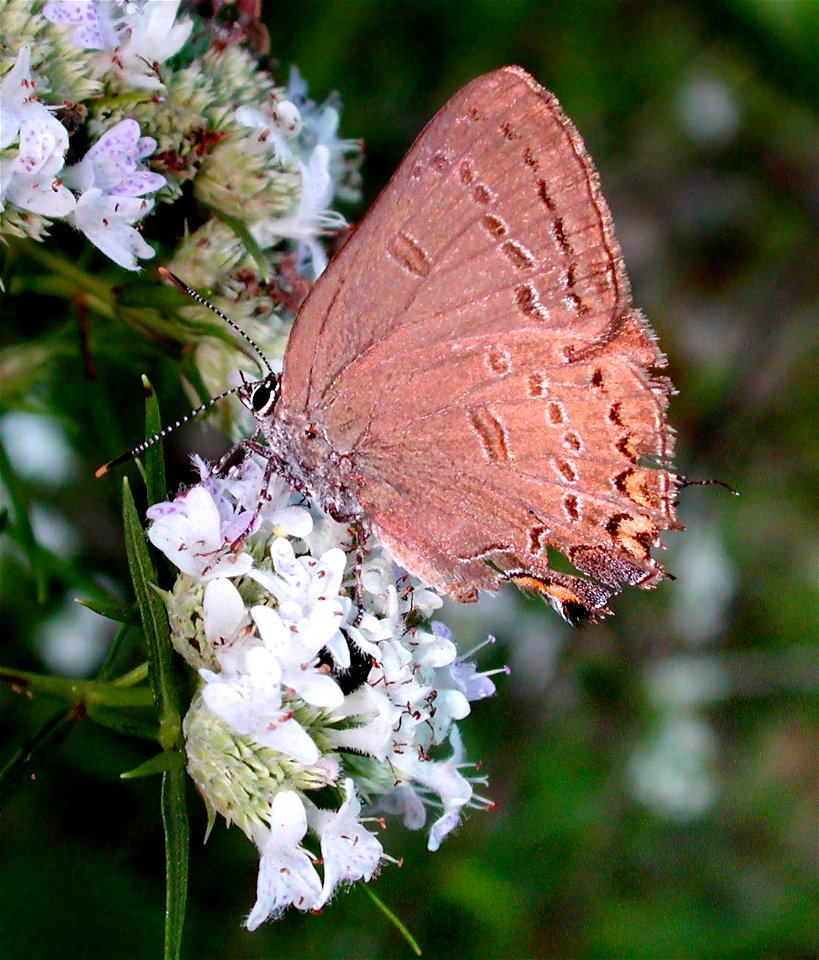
[[348, 520, 367, 627], [231, 451, 281, 554], [206, 431, 282, 553], [208, 428, 267, 477]]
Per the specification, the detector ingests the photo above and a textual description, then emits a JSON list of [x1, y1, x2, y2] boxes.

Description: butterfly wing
[[318, 309, 677, 618], [278, 67, 677, 621], [281, 66, 630, 413]]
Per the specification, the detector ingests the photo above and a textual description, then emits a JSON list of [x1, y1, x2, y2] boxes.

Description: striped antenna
[[94, 383, 244, 477], [158, 268, 273, 374]]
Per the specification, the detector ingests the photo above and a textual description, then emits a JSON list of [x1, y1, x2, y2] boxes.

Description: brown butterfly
[[119, 67, 681, 624], [244, 66, 680, 623]]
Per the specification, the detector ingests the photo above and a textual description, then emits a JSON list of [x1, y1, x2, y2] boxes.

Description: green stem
[[364, 887, 423, 956], [0, 666, 154, 709], [113, 663, 150, 687], [19, 241, 115, 312]]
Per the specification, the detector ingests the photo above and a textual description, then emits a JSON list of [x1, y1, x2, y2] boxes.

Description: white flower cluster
[[2, 1, 360, 276], [146, 454, 503, 929], [43, 0, 194, 90], [0, 43, 162, 268]]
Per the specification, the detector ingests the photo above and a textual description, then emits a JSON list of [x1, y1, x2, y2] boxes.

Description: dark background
[[1, 1, 816, 957]]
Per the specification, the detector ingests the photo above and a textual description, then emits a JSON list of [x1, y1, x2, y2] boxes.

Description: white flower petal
[[43, 1, 94, 26], [378, 785, 427, 831], [323, 627, 351, 669], [147, 483, 252, 579], [244, 645, 283, 686], [313, 780, 383, 906], [289, 670, 344, 709], [13, 104, 68, 175], [251, 605, 291, 659], [324, 713, 394, 761], [310, 547, 346, 601], [122, 0, 193, 65], [201, 677, 245, 723], [72, 189, 156, 270], [408, 733, 473, 852], [0, 47, 32, 146], [203, 578, 245, 648], [411, 628, 457, 669], [201, 552, 253, 580], [436, 688, 471, 722], [65, 119, 165, 196], [269, 790, 308, 843], [6, 173, 75, 217], [256, 717, 319, 766], [301, 600, 346, 656], [244, 567, 278, 593], [269, 505, 313, 539], [43, 2, 113, 49], [427, 810, 462, 852], [246, 798, 322, 929], [200, 651, 323, 765], [270, 537, 307, 590]]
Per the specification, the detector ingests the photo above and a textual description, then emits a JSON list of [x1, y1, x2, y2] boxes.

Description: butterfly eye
[[251, 383, 272, 412]]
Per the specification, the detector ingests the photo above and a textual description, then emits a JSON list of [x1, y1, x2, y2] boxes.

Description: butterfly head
[[238, 370, 280, 425]]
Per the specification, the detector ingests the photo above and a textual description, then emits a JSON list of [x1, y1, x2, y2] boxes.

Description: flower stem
[[363, 887, 423, 956], [18, 240, 116, 315], [113, 663, 150, 687], [0, 666, 154, 709]]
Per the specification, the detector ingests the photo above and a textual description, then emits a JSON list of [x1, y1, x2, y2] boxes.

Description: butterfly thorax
[[277, 411, 364, 521], [266, 408, 364, 523], [239, 373, 364, 521]]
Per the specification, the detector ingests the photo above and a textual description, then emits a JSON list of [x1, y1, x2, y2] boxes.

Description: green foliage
[[121, 417, 188, 960]]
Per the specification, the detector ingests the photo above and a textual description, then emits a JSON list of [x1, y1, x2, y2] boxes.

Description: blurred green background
[[1, 0, 816, 957]]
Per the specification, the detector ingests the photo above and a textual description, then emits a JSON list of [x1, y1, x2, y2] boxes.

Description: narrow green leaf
[[121, 750, 176, 779], [3, 524, 116, 601], [214, 210, 271, 279], [96, 622, 134, 683], [85, 705, 159, 741], [0, 437, 47, 602], [134, 457, 148, 487], [162, 755, 189, 960], [364, 887, 423, 956], [0, 706, 81, 809], [75, 596, 136, 625], [179, 355, 213, 407], [121, 477, 179, 727], [122, 479, 189, 954], [142, 375, 167, 508]]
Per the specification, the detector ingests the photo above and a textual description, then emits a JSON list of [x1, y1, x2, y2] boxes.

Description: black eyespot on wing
[[252, 383, 272, 411]]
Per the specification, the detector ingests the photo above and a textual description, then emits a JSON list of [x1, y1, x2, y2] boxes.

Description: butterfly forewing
[[282, 68, 630, 410], [276, 66, 678, 621]]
